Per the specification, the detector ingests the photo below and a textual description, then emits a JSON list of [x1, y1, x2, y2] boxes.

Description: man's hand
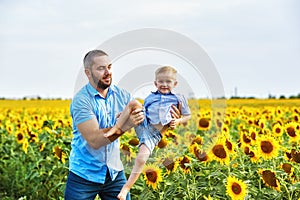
[[170, 103, 181, 119], [168, 103, 182, 130], [129, 109, 144, 127]]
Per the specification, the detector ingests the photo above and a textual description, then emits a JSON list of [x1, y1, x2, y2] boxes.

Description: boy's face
[[154, 71, 177, 94]]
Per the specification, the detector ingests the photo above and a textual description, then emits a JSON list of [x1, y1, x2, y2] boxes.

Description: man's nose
[[104, 68, 111, 75]]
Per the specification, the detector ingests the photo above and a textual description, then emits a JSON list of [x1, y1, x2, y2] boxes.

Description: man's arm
[[77, 101, 144, 149], [77, 118, 123, 149]]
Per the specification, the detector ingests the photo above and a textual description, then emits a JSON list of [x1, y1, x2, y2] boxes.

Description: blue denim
[[135, 121, 162, 154], [64, 170, 130, 200]]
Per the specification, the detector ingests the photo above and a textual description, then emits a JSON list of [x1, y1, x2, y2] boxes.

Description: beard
[[91, 72, 111, 90]]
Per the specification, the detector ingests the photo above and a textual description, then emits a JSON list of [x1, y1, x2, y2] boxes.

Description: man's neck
[[97, 88, 109, 98]]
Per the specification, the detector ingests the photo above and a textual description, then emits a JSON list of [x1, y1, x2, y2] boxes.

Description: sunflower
[[157, 137, 168, 148], [164, 130, 179, 145], [22, 139, 29, 154], [285, 122, 300, 142], [281, 163, 294, 176], [198, 117, 211, 131], [291, 149, 300, 163], [128, 137, 140, 146], [191, 135, 203, 145], [276, 107, 283, 116], [5, 122, 14, 134], [15, 130, 25, 144], [120, 144, 135, 162], [222, 124, 230, 135], [258, 118, 266, 130], [27, 129, 39, 143], [143, 164, 163, 190], [225, 137, 236, 155], [272, 123, 283, 137], [257, 136, 279, 160], [214, 118, 223, 129], [240, 131, 251, 148], [226, 176, 247, 200], [53, 145, 66, 163], [162, 156, 178, 174], [243, 146, 260, 163], [207, 138, 230, 165], [258, 169, 281, 191], [190, 143, 209, 163], [39, 142, 46, 152], [248, 127, 258, 144], [292, 113, 299, 122], [224, 117, 231, 126], [178, 155, 191, 173], [246, 117, 255, 126]]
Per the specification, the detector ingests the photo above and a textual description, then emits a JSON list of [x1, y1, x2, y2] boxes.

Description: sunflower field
[[0, 99, 300, 200]]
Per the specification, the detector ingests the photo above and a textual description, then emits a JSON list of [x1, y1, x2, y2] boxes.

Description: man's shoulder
[[72, 85, 92, 105], [110, 85, 131, 97]]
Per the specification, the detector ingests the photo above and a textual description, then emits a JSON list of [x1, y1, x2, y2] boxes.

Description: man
[[65, 49, 180, 200]]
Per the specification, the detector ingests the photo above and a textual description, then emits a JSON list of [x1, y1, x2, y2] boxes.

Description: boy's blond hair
[[155, 66, 177, 79]]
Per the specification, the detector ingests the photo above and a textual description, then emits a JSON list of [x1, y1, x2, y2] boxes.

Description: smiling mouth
[[103, 77, 111, 81]]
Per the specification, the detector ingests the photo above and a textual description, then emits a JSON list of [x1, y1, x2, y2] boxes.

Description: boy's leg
[[104, 100, 142, 137], [118, 144, 151, 199]]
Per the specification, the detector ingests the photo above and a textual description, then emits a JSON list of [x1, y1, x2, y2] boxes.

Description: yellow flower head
[[178, 155, 192, 173], [272, 123, 283, 137], [285, 122, 300, 142], [207, 137, 230, 165], [143, 164, 163, 190], [257, 136, 280, 160], [226, 176, 247, 200], [258, 169, 281, 191], [198, 117, 211, 131]]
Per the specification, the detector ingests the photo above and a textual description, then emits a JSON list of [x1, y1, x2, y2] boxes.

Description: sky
[[0, 0, 299, 99]]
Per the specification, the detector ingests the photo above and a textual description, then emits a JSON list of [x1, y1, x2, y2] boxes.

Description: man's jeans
[[64, 170, 130, 200]]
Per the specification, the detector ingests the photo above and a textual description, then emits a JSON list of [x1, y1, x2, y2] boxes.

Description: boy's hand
[[168, 119, 180, 129]]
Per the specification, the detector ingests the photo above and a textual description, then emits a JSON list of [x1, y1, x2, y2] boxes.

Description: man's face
[[88, 55, 112, 90]]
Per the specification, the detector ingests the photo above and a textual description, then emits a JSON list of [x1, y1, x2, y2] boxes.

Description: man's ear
[[174, 81, 178, 87], [85, 69, 91, 78]]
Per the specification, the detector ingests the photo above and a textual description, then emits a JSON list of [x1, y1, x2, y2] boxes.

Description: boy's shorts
[[134, 120, 162, 154]]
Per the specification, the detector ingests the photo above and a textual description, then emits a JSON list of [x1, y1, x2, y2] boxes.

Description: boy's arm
[[179, 114, 191, 124], [168, 114, 191, 129]]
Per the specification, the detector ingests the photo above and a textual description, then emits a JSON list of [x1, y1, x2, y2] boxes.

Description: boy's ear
[[174, 81, 178, 87], [154, 81, 158, 87]]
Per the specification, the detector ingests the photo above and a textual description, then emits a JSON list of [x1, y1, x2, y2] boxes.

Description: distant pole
[[234, 87, 238, 97]]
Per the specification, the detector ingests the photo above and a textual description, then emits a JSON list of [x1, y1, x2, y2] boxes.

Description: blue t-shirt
[[69, 83, 132, 183], [144, 91, 191, 125]]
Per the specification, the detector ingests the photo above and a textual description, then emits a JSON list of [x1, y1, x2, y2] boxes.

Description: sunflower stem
[[281, 178, 291, 200]]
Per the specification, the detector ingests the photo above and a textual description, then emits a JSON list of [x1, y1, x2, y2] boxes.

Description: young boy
[[104, 66, 191, 200]]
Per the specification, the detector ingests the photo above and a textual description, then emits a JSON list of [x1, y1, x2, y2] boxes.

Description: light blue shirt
[[144, 91, 191, 126], [69, 83, 132, 183]]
